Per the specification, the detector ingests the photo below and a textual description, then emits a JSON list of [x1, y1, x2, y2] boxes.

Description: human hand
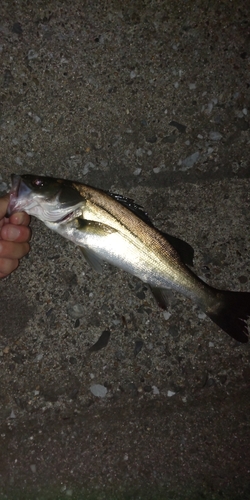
[[0, 194, 31, 279]]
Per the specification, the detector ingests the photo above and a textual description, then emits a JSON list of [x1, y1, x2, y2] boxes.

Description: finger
[[0, 224, 31, 243], [0, 195, 9, 219], [0, 240, 30, 260], [0, 257, 19, 279], [9, 211, 30, 226]]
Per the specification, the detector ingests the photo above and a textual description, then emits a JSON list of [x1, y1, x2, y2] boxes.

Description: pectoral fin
[[79, 247, 103, 273], [76, 218, 116, 236], [77, 219, 117, 273]]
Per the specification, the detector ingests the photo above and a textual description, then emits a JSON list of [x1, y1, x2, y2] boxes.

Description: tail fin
[[206, 290, 250, 343]]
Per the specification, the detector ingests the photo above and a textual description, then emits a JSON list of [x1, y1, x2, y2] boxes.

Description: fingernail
[[7, 226, 21, 240], [11, 213, 23, 224]]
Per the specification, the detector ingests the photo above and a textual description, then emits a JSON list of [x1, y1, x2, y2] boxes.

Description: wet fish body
[[7, 174, 250, 343]]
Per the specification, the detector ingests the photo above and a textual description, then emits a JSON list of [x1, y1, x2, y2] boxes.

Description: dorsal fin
[[107, 192, 153, 226], [107, 191, 194, 267]]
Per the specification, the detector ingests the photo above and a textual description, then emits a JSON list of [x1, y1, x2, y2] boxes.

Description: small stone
[[153, 166, 161, 174], [180, 151, 199, 170], [135, 148, 144, 157], [28, 111, 42, 124], [10, 410, 16, 419], [35, 353, 43, 362], [204, 102, 213, 114], [27, 49, 38, 60], [189, 83, 196, 90], [30, 464, 36, 473], [133, 168, 141, 176], [100, 159, 108, 167], [197, 311, 206, 319], [152, 385, 160, 395], [67, 303, 85, 319], [209, 131, 222, 141], [209, 342, 214, 347], [90, 384, 107, 398], [82, 161, 96, 175], [66, 490, 73, 497], [163, 311, 171, 320], [15, 157, 23, 166], [112, 319, 120, 326], [167, 390, 176, 397]]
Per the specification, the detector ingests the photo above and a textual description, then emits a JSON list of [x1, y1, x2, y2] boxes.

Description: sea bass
[[7, 174, 250, 343]]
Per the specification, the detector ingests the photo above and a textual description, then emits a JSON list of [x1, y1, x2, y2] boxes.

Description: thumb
[[0, 194, 10, 219]]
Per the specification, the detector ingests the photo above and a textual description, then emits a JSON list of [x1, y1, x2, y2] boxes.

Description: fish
[[7, 173, 250, 343]]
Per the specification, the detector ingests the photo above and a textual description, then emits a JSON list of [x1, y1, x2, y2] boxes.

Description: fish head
[[7, 174, 84, 223]]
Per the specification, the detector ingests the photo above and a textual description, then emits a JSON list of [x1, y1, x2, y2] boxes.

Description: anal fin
[[150, 286, 169, 310]]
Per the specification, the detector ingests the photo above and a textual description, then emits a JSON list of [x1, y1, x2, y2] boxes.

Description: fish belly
[[47, 220, 177, 289]]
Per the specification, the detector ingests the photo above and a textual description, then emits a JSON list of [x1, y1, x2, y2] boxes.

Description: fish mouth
[[7, 174, 22, 216], [7, 174, 35, 216]]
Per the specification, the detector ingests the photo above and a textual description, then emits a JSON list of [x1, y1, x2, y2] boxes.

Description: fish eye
[[31, 178, 44, 188]]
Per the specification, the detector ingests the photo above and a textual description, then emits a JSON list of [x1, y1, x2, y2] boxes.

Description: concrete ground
[[0, 1, 250, 498]]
